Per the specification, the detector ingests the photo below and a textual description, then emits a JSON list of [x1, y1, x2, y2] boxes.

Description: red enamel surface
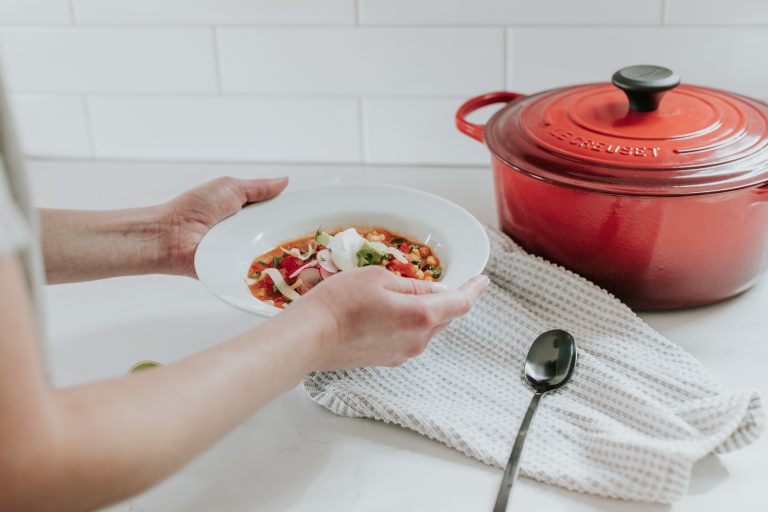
[[490, 154, 768, 309], [456, 79, 768, 309]]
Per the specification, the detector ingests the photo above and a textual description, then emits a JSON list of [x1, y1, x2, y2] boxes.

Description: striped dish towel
[[303, 228, 764, 504]]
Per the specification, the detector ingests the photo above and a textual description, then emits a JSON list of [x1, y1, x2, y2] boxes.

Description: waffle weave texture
[[304, 228, 764, 503]]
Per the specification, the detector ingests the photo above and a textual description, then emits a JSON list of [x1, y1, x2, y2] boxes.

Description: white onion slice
[[298, 242, 316, 261], [280, 246, 301, 258], [316, 248, 338, 273], [289, 259, 319, 279], [296, 268, 323, 294], [385, 246, 408, 263], [262, 268, 301, 302]]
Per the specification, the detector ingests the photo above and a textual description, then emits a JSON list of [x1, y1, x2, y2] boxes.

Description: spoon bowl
[[524, 329, 577, 392]]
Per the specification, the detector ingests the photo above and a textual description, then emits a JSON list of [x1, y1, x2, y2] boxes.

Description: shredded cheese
[[262, 268, 301, 302], [280, 246, 301, 257], [298, 242, 316, 261]]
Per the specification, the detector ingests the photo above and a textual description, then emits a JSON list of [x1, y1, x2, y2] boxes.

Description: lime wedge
[[128, 360, 162, 374]]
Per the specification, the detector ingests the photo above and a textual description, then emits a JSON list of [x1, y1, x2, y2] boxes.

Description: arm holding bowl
[[39, 176, 288, 284], [0, 250, 488, 511]]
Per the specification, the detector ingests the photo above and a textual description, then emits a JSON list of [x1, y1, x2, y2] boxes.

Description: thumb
[[242, 177, 289, 203]]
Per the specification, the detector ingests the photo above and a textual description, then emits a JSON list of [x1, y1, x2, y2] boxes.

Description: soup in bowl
[[194, 183, 489, 317]]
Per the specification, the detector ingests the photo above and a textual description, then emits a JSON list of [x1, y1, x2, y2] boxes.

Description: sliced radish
[[316, 249, 338, 273], [319, 267, 334, 280], [296, 267, 323, 294], [289, 259, 319, 279]]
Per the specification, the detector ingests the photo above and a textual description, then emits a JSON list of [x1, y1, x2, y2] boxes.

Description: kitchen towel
[[303, 228, 765, 504]]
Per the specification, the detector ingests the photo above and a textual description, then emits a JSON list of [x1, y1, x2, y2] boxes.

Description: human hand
[[282, 266, 490, 370], [160, 176, 288, 278]]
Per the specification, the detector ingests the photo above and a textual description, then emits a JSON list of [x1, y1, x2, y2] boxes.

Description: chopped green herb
[[412, 260, 419, 266], [258, 260, 268, 265], [432, 267, 442, 279], [250, 271, 261, 278], [410, 245, 419, 254], [421, 264, 433, 272], [392, 238, 405, 246], [272, 256, 281, 268], [272, 285, 279, 293]]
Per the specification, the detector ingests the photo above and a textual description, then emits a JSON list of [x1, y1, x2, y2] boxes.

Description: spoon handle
[[492, 392, 542, 512]]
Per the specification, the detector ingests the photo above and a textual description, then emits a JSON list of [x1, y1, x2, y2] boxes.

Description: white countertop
[[31, 160, 768, 511]]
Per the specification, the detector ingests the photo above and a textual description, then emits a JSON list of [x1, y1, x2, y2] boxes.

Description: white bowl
[[194, 183, 490, 317]]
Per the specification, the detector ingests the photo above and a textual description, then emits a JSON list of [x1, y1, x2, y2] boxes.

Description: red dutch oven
[[456, 65, 768, 310]]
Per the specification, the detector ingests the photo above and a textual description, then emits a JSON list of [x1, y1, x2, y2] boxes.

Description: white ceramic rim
[[194, 183, 490, 317]]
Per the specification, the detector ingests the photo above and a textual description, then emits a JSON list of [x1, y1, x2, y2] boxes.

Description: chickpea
[[366, 232, 386, 243], [419, 246, 429, 257], [426, 256, 437, 266]]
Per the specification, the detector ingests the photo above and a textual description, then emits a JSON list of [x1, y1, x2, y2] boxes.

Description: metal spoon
[[492, 329, 577, 512]]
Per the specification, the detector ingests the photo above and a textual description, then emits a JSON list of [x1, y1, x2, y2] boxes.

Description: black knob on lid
[[611, 65, 681, 112]]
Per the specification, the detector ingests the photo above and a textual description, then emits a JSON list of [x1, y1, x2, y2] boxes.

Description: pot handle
[[455, 91, 525, 143]]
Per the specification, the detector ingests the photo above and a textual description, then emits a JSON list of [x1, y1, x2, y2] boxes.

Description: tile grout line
[[67, 0, 76, 23], [502, 27, 508, 89], [27, 155, 489, 170], [6, 91, 495, 100], [357, 96, 366, 164], [211, 27, 224, 94], [0, 22, 763, 29], [82, 95, 96, 158], [661, 0, 669, 25], [11, 90, 767, 101]]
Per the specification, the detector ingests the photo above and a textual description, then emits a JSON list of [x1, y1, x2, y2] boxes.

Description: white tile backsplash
[[10, 94, 91, 157], [88, 96, 360, 162], [359, 0, 664, 25], [72, 0, 355, 25], [0, 0, 72, 24], [0, 1, 764, 165], [0, 28, 217, 93], [363, 98, 489, 165], [218, 28, 504, 95], [507, 27, 768, 99], [666, 0, 768, 25]]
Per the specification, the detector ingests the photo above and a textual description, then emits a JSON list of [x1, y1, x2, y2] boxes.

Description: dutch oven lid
[[485, 65, 768, 195]]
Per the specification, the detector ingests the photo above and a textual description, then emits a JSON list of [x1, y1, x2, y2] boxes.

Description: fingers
[[459, 274, 490, 301], [416, 274, 490, 324], [241, 177, 289, 204], [384, 272, 446, 296]]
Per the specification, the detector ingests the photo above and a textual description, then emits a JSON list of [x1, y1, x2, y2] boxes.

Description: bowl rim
[[194, 182, 490, 316]]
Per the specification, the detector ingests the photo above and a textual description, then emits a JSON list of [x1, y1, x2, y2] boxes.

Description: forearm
[[3, 310, 321, 512], [40, 207, 171, 284]]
